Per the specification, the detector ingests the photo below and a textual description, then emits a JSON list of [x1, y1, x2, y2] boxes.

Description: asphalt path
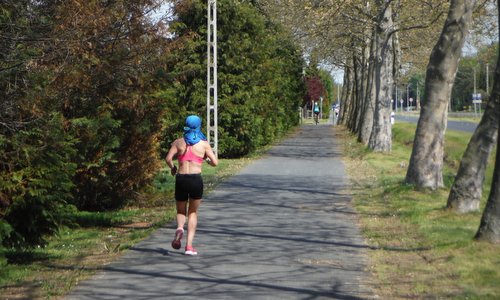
[[396, 114, 478, 133], [66, 124, 373, 300]]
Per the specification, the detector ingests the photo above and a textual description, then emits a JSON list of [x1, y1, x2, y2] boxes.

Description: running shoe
[[185, 246, 198, 256], [171, 228, 184, 250]]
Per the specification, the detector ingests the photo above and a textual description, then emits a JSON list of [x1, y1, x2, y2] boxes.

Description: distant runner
[[313, 101, 320, 125]]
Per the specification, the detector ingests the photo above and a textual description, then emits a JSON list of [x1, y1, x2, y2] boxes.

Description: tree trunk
[[355, 52, 368, 135], [475, 116, 500, 242], [339, 65, 353, 126], [473, 0, 500, 243], [405, 0, 473, 189], [368, 1, 393, 153], [351, 54, 363, 133], [447, 83, 500, 212], [392, 1, 402, 83], [447, 0, 500, 212], [359, 29, 377, 145], [392, 3, 402, 102]]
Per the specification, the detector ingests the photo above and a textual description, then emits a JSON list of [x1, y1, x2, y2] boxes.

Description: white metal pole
[[406, 84, 409, 112], [207, 0, 218, 157], [337, 83, 340, 105], [473, 68, 477, 115], [474, 67, 476, 94], [416, 83, 419, 111], [486, 63, 489, 95], [395, 85, 398, 112], [320, 97, 323, 120]]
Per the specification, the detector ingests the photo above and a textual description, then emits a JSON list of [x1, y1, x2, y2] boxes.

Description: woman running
[[166, 115, 218, 255]]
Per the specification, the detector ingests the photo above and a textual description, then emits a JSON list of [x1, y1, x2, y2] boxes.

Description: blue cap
[[183, 115, 206, 145], [185, 115, 202, 129]]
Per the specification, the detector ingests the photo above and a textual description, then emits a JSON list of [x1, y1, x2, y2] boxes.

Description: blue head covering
[[183, 115, 207, 145]]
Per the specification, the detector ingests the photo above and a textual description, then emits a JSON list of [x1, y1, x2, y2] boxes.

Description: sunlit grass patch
[[73, 210, 142, 227], [341, 123, 500, 299]]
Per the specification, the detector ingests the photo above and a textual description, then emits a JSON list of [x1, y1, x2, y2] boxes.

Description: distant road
[[396, 114, 478, 133]]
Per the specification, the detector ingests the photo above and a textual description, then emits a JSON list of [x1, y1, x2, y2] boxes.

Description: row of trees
[[257, 0, 500, 243], [451, 46, 497, 111], [394, 42, 497, 113], [0, 0, 306, 248]]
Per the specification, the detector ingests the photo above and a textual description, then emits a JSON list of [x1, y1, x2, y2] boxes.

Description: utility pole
[[486, 63, 489, 95], [395, 85, 398, 112], [416, 83, 419, 111], [320, 97, 323, 119], [406, 83, 409, 111], [207, 0, 218, 157], [473, 67, 476, 95], [337, 83, 340, 105], [473, 67, 477, 115]]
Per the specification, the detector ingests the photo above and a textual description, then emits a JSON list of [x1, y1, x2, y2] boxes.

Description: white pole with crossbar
[[207, 0, 218, 157]]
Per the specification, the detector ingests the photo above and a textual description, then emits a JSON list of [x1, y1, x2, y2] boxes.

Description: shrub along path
[[66, 124, 373, 299]]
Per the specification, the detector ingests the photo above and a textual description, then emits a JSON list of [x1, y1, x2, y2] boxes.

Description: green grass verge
[[342, 123, 499, 299]]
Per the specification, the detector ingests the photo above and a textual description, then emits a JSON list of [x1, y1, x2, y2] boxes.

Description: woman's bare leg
[[186, 198, 202, 248], [176, 201, 188, 229], [171, 201, 188, 249]]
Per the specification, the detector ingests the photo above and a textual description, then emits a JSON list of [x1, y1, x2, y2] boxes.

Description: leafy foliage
[[1, 114, 77, 248], [304, 76, 325, 106], [0, 0, 170, 247], [163, 0, 305, 157], [452, 43, 498, 111], [50, 0, 169, 211], [0, 0, 306, 248], [0, 1, 76, 248]]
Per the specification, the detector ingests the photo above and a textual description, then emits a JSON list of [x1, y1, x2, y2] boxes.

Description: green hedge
[[162, 0, 305, 157]]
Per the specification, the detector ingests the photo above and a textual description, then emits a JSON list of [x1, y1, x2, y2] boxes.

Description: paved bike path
[[66, 124, 373, 299]]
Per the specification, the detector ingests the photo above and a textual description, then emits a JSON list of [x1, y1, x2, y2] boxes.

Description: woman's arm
[[204, 142, 218, 167], [166, 141, 179, 175]]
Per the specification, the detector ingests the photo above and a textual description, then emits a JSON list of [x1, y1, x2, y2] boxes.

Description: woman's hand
[[170, 165, 177, 176]]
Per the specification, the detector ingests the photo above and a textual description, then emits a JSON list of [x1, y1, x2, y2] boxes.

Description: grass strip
[[341, 123, 499, 299]]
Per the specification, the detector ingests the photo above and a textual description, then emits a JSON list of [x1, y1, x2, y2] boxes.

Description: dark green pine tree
[[0, 1, 77, 248]]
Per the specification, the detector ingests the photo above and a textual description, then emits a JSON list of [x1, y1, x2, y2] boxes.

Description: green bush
[[162, 0, 305, 157], [0, 0, 170, 247], [50, 1, 169, 211], [1, 114, 76, 248]]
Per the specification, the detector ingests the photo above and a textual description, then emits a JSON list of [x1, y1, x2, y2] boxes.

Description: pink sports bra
[[178, 146, 204, 164]]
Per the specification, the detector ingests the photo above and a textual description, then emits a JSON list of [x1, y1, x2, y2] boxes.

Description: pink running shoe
[[185, 246, 198, 256], [171, 228, 184, 250]]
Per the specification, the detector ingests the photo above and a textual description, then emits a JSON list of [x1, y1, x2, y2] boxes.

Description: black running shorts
[[175, 174, 204, 201]]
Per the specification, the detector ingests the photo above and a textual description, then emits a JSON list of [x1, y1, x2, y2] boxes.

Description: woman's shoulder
[[172, 138, 186, 147], [201, 140, 212, 148], [192, 140, 210, 150]]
